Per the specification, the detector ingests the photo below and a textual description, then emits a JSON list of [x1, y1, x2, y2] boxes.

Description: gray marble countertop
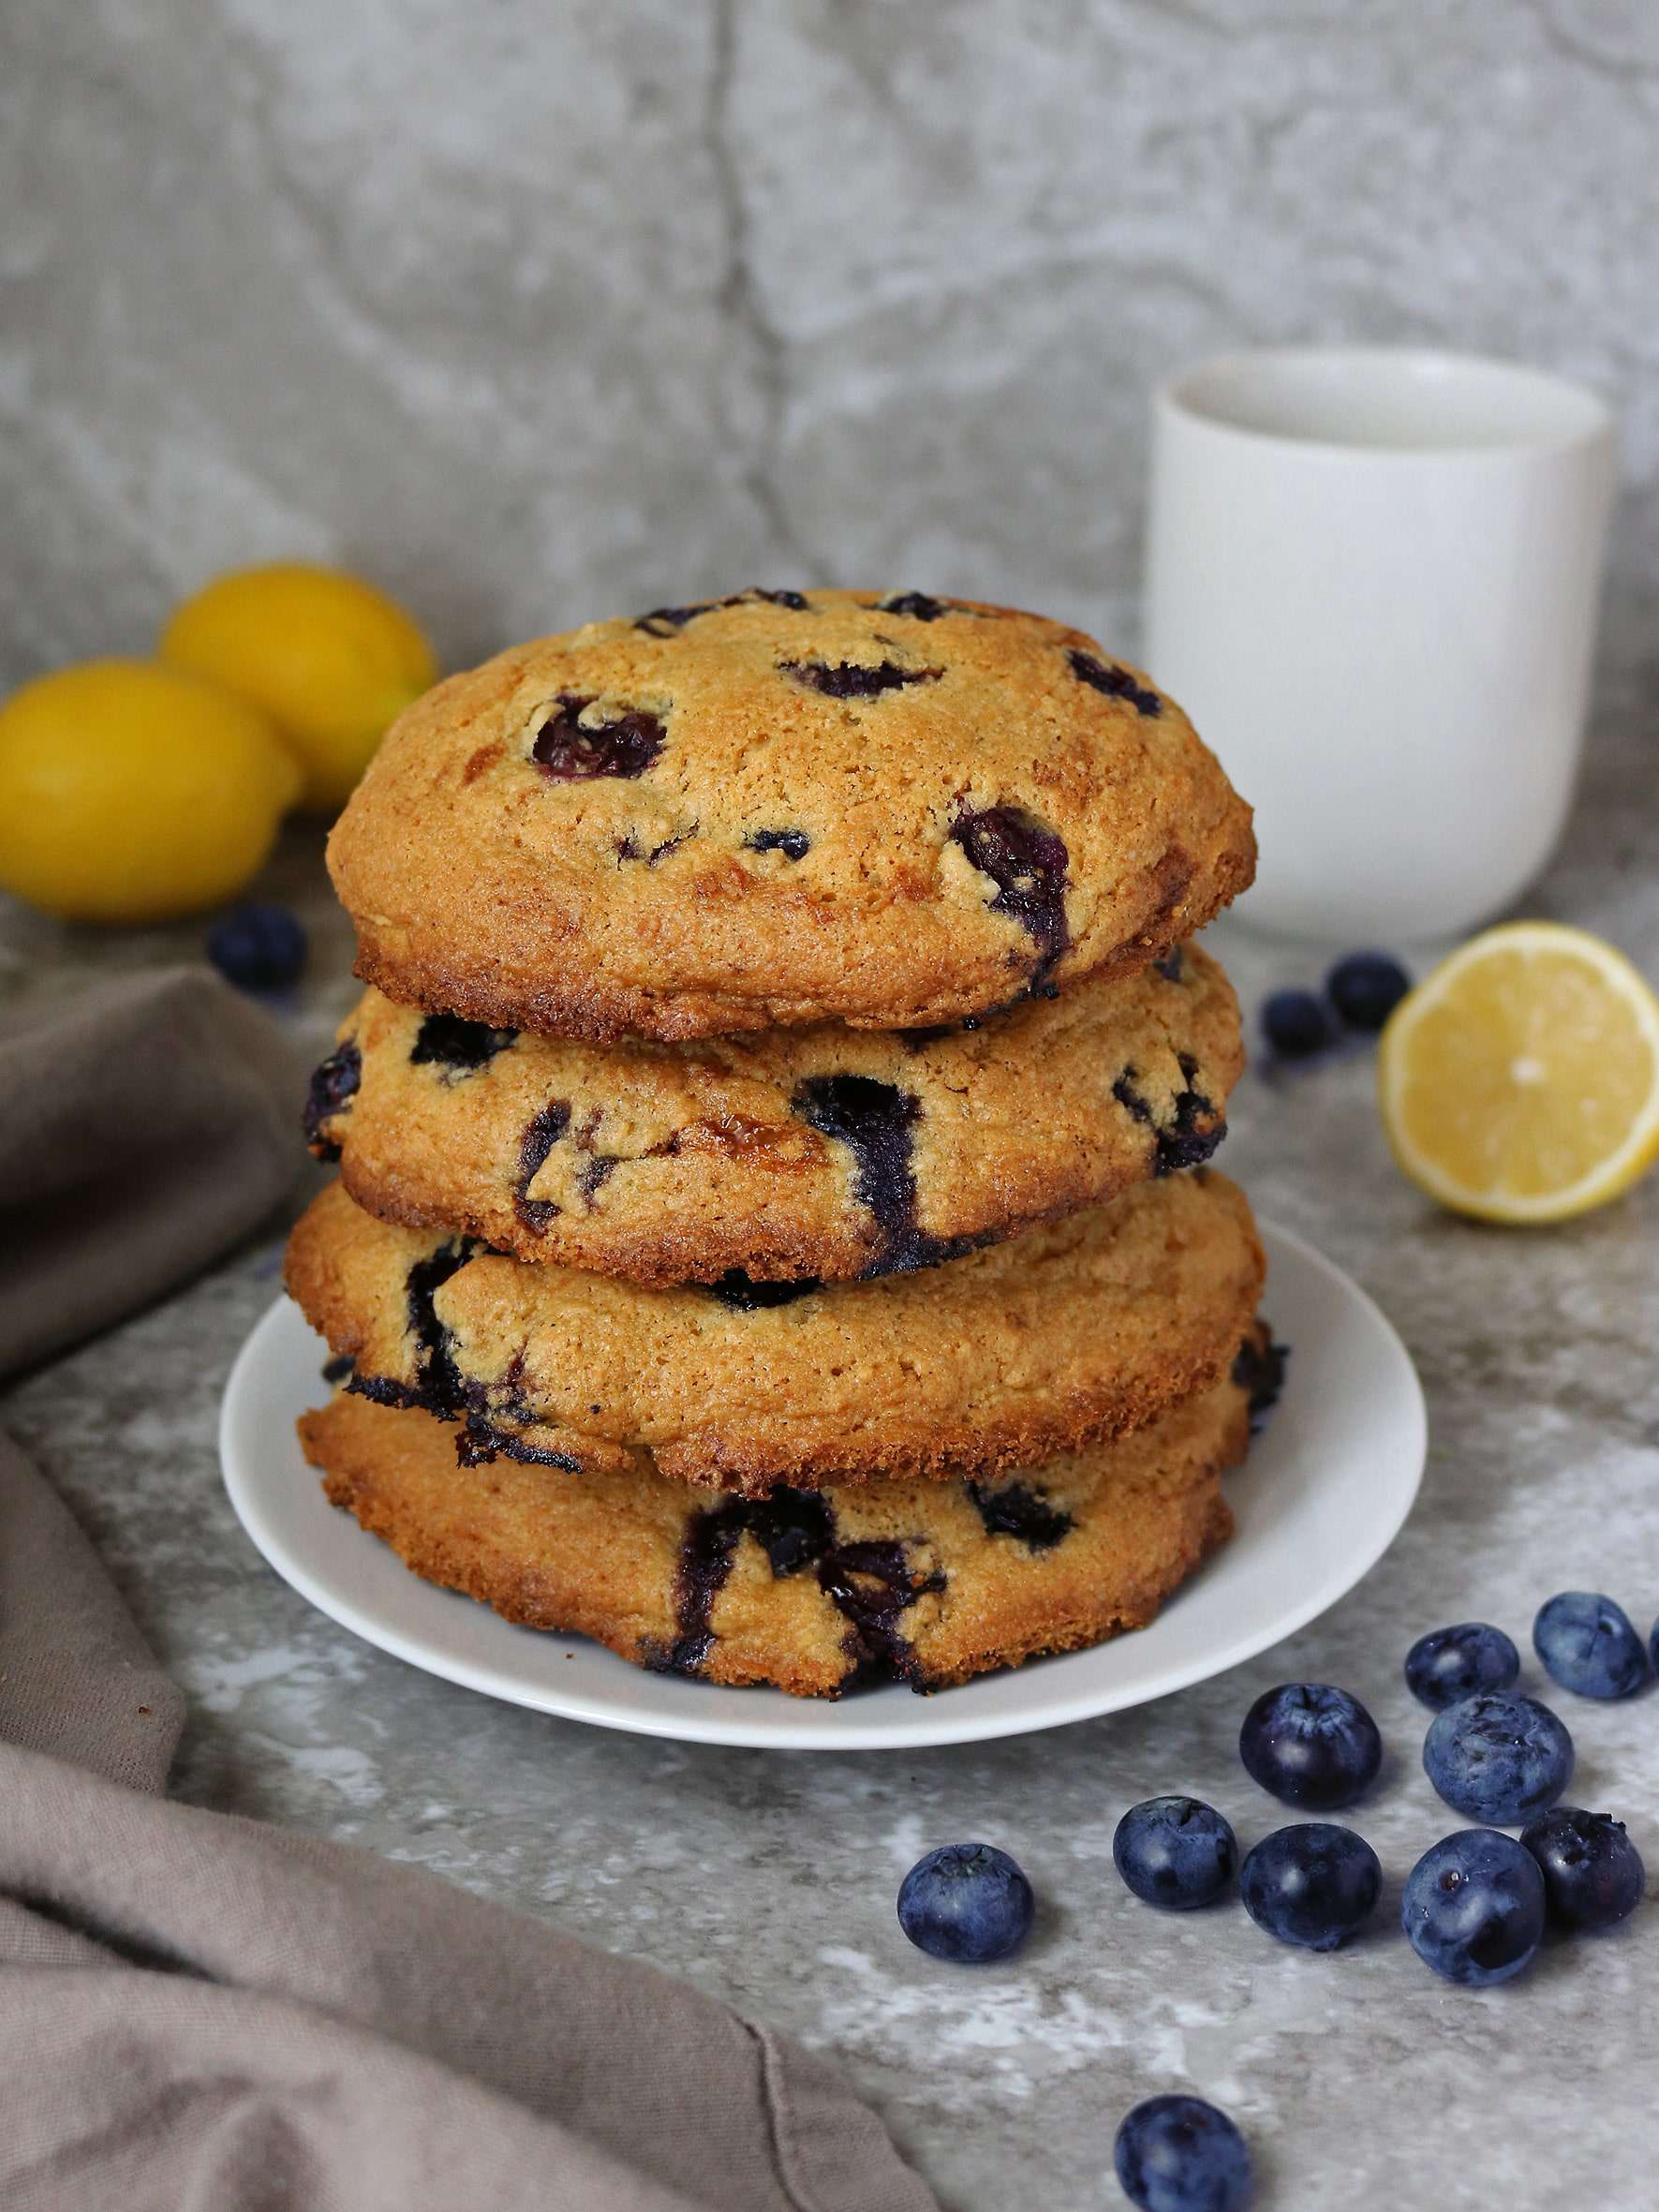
[[3, 690, 1656, 2212]]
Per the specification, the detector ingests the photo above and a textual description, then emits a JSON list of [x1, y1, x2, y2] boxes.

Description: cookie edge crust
[[282, 1177, 1266, 1495], [300, 1395, 1243, 1699], [345, 825, 1253, 1043], [645, 1317, 1255, 1493]]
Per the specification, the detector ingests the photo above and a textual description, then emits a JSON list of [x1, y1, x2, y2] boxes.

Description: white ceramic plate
[[219, 1222, 1425, 1751]]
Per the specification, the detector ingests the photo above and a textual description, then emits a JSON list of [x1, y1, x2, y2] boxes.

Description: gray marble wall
[[4, 0, 1658, 695]]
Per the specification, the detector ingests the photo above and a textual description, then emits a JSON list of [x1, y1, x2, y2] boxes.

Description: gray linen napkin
[[0, 966, 300, 1383], [0, 968, 937, 2212]]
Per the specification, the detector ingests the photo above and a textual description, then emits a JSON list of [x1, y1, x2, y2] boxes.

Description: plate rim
[[218, 1218, 1426, 1752]]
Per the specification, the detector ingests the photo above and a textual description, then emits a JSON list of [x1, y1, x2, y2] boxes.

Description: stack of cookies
[[289, 589, 1273, 1696]]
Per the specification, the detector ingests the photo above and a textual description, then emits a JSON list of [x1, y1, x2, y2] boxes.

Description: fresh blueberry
[[1326, 951, 1411, 1032], [206, 901, 307, 991], [1238, 1823, 1381, 1952], [1652, 1611, 1659, 1680], [1533, 1591, 1650, 1700], [1404, 1622, 1520, 1711], [1401, 1829, 1546, 1985], [1113, 1797, 1238, 1911], [1520, 1807, 1646, 1931], [1422, 1692, 1574, 1825], [896, 1843, 1034, 1964], [1261, 988, 1334, 1061], [1113, 2094, 1252, 2212], [1238, 1683, 1382, 1810]]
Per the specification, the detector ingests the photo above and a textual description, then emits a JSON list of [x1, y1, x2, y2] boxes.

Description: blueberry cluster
[[1261, 949, 1411, 1063], [893, 1584, 1651, 2212]]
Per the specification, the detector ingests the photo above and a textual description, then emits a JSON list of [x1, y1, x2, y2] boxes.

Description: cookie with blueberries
[[298, 1335, 1266, 1697], [305, 943, 1242, 1284], [284, 1168, 1266, 1495], [327, 589, 1255, 1041]]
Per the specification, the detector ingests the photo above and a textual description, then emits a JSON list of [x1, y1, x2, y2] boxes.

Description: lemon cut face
[[1379, 923, 1659, 1224]]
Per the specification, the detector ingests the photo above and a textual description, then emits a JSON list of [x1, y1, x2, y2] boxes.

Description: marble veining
[[3, 6, 1658, 2204], [3, 2, 1659, 676]]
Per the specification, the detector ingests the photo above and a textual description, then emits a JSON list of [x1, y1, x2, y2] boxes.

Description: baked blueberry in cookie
[[951, 807, 1070, 985], [303, 1040, 362, 1158], [633, 604, 707, 637], [615, 831, 686, 865], [816, 1539, 947, 1687], [746, 828, 811, 860], [1112, 1052, 1222, 1176], [635, 586, 811, 637], [876, 591, 955, 621], [530, 695, 665, 780], [1069, 647, 1162, 719], [514, 1100, 571, 1232], [408, 1013, 517, 1074], [402, 1243, 474, 1415], [650, 1490, 947, 1687], [967, 1478, 1075, 1551], [655, 1498, 762, 1675], [792, 1076, 922, 1256], [1231, 1331, 1287, 1419], [779, 659, 940, 698], [577, 1154, 618, 1205], [704, 1271, 823, 1312]]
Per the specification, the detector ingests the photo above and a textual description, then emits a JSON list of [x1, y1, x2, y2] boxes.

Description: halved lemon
[[1378, 922, 1659, 1224]]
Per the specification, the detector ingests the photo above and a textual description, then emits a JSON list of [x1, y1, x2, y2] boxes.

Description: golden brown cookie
[[304, 943, 1241, 1284], [284, 1169, 1265, 1494], [301, 1333, 1272, 1695], [327, 589, 1254, 1040]]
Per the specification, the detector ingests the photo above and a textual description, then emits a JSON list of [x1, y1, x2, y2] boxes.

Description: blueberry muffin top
[[304, 942, 1242, 1284], [328, 589, 1254, 1041], [284, 1168, 1265, 1495], [303, 1349, 1259, 1698]]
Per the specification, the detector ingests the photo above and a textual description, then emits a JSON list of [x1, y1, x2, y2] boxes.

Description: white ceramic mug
[[1144, 348, 1616, 944]]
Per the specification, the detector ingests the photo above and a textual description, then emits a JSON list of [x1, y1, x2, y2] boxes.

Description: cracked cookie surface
[[284, 1169, 1265, 1493], [306, 942, 1241, 1283], [300, 1343, 1261, 1697], [328, 589, 1254, 1040]]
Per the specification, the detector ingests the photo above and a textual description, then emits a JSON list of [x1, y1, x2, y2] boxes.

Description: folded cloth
[[0, 970, 937, 2212], [0, 965, 301, 1383]]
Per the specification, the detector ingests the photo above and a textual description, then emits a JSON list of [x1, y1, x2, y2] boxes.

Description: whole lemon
[[0, 660, 301, 924], [160, 562, 437, 811]]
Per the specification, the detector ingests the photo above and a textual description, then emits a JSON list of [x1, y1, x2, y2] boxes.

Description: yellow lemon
[[0, 660, 301, 924], [1378, 921, 1659, 1224], [160, 562, 437, 811]]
